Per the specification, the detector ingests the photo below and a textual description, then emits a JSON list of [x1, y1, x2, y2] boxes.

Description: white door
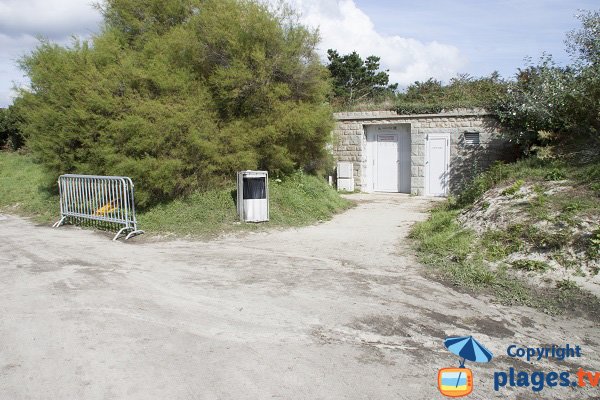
[[366, 125, 411, 193], [376, 133, 399, 192], [426, 134, 450, 196]]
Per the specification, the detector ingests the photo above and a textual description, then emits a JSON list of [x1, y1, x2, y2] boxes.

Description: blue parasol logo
[[438, 336, 493, 397], [444, 335, 494, 367]]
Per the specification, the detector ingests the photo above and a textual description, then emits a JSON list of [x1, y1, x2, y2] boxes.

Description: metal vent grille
[[464, 132, 480, 145]]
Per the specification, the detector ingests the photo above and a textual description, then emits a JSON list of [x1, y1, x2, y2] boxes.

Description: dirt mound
[[458, 180, 600, 296]]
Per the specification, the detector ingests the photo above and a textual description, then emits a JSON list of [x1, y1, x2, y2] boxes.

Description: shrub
[[394, 74, 508, 115], [16, 0, 333, 207], [0, 106, 24, 150], [492, 12, 600, 146], [455, 161, 511, 207]]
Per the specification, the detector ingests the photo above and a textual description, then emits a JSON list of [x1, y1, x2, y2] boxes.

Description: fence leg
[[52, 216, 66, 228], [113, 227, 129, 241], [125, 229, 145, 240]]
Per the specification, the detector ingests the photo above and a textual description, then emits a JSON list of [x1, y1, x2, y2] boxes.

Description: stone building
[[332, 108, 515, 196]]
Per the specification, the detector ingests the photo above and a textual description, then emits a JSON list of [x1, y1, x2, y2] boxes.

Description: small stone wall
[[332, 109, 515, 195]]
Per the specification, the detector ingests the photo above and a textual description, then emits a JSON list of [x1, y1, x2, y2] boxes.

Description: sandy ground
[[0, 193, 599, 400]]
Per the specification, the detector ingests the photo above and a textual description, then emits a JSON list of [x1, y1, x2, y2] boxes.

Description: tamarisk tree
[[17, 0, 333, 206]]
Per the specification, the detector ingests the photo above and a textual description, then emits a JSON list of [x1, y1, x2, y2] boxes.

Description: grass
[[589, 228, 600, 259], [501, 179, 525, 196], [511, 259, 551, 272], [140, 172, 352, 237], [456, 155, 600, 209], [410, 148, 600, 317], [409, 205, 600, 316], [0, 151, 352, 237], [0, 151, 57, 223], [409, 206, 474, 264], [409, 205, 538, 306]]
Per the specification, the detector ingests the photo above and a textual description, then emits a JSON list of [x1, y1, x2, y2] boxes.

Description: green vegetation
[[494, 11, 600, 148], [410, 202, 600, 317], [0, 105, 23, 150], [337, 72, 508, 114], [409, 204, 539, 307], [544, 168, 566, 181], [589, 229, 600, 259], [455, 155, 600, 209], [501, 179, 525, 196], [326, 50, 398, 106], [512, 259, 551, 272], [411, 151, 600, 314], [140, 172, 351, 237], [395, 73, 507, 115], [16, 0, 333, 207], [453, 161, 513, 208], [0, 152, 351, 237], [453, 152, 600, 245], [0, 152, 57, 222]]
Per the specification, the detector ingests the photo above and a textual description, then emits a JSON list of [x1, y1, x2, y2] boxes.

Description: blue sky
[[352, 0, 596, 78], [0, 0, 597, 107]]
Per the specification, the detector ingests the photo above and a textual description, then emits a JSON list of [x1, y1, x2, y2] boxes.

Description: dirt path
[[0, 194, 598, 399]]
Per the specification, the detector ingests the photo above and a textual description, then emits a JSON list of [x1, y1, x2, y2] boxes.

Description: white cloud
[[0, 0, 102, 39], [0, 0, 466, 106], [272, 0, 465, 86], [0, 1, 102, 106], [0, 33, 38, 106]]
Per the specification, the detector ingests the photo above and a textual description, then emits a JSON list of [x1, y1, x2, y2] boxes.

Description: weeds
[[502, 180, 525, 196], [588, 228, 600, 259], [408, 206, 474, 264], [0, 151, 57, 222], [481, 229, 523, 260], [528, 184, 550, 220], [455, 161, 511, 207], [512, 259, 551, 272], [544, 168, 566, 181], [556, 279, 578, 291], [411, 154, 600, 317]]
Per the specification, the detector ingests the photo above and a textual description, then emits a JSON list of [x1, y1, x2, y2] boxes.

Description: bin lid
[[240, 170, 268, 177]]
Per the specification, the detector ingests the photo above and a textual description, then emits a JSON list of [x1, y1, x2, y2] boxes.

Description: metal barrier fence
[[53, 174, 144, 240]]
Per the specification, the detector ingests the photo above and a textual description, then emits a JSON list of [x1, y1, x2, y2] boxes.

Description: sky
[[0, 0, 597, 107]]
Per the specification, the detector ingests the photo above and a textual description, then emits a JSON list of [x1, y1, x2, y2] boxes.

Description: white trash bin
[[237, 171, 269, 222]]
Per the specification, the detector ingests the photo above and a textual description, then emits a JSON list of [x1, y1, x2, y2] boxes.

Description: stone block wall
[[332, 109, 514, 195]]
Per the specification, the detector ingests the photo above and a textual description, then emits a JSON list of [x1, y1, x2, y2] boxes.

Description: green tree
[[566, 10, 600, 66], [0, 105, 23, 150], [17, 0, 333, 206], [402, 78, 444, 102], [494, 10, 600, 146], [494, 57, 575, 135], [566, 10, 600, 138], [326, 49, 398, 105]]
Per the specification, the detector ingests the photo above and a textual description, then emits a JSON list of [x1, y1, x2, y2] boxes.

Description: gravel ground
[[1, 193, 598, 399]]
